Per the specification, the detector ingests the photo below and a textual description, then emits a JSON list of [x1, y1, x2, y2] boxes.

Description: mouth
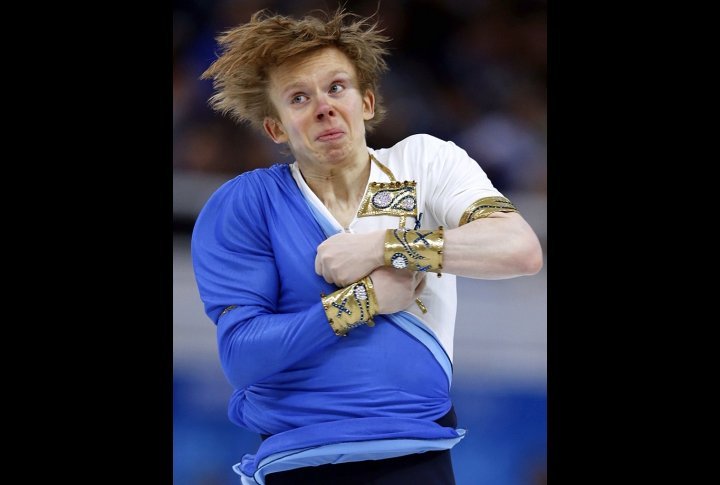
[[316, 129, 345, 142]]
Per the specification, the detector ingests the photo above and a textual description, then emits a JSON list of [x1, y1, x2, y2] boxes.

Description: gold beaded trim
[[458, 197, 518, 226], [356, 154, 418, 227], [384, 227, 444, 274], [321, 276, 379, 337], [357, 180, 418, 218]]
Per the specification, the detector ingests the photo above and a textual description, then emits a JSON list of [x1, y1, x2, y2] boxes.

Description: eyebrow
[[279, 70, 352, 97]]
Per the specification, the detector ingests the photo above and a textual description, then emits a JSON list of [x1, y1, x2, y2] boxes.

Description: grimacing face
[[263, 47, 375, 169]]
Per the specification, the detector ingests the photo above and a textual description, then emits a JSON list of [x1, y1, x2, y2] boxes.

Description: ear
[[362, 89, 376, 121], [263, 117, 288, 144]]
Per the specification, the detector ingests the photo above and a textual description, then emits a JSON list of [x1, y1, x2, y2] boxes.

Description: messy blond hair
[[201, 8, 391, 134]]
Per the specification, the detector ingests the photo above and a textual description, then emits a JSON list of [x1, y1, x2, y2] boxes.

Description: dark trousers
[[264, 407, 457, 485]]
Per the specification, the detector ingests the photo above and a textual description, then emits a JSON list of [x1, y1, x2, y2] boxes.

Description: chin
[[319, 144, 352, 162]]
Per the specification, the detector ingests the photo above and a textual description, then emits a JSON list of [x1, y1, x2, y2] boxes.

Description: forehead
[[269, 47, 358, 89]]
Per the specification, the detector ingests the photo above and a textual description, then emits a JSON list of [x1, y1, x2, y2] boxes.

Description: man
[[192, 8, 542, 485]]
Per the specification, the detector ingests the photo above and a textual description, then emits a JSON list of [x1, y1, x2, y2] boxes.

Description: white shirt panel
[[290, 134, 504, 361]]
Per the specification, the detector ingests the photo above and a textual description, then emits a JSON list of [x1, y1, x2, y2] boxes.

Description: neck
[[298, 150, 371, 208]]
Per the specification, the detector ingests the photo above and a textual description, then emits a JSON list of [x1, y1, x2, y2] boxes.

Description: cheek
[[280, 117, 303, 138], [355, 100, 369, 118], [284, 121, 311, 149], [290, 113, 312, 131]]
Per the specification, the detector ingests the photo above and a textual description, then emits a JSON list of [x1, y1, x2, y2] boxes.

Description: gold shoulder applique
[[357, 180, 418, 218], [358, 153, 418, 221], [459, 196, 518, 226]]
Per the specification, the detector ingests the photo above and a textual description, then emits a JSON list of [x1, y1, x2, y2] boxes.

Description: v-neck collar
[[289, 151, 386, 233]]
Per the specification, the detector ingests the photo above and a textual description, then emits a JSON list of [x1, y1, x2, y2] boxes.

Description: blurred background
[[173, 0, 547, 484]]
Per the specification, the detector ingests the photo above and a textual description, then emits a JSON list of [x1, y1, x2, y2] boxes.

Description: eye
[[291, 94, 308, 104], [329, 83, 344, 94]]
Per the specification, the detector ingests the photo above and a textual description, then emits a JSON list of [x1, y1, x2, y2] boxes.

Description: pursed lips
[[316, 129, 345, 141]]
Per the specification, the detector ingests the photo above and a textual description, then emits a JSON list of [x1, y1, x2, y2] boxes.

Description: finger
[[314, 253, 322, 275], [325, 275, 335, 285], [323, 266, 337, 285]]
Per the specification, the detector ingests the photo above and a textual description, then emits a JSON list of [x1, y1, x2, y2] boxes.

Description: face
[[264, 47, 375, 168]]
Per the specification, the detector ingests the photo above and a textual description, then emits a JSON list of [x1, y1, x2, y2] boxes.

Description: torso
[[288, 133, 506, 360]]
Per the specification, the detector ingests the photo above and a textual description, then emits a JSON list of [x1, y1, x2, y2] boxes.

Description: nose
[[315, 95, 335, 121]]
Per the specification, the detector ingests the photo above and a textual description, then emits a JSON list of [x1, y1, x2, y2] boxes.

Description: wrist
[[374, 230, 386, 268], [321, 276, 379, 336], [384, 227, 444, 274]]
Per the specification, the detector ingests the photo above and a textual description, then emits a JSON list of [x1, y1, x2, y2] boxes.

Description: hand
[[368, 267, 426, 314], [315, 230, 385, 286]]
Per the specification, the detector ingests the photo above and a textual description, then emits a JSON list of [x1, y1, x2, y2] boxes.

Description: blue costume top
[[192, 159, 465, 484]]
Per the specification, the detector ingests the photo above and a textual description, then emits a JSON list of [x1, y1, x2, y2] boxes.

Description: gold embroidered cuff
[[321, 276, 379, 337], [384, 227, 444, 274], [459, 196, 518, 226]]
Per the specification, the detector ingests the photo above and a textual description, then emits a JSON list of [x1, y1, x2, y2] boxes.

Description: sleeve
[[190, 174, 338, 390], [419, 135, 505, 228]]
